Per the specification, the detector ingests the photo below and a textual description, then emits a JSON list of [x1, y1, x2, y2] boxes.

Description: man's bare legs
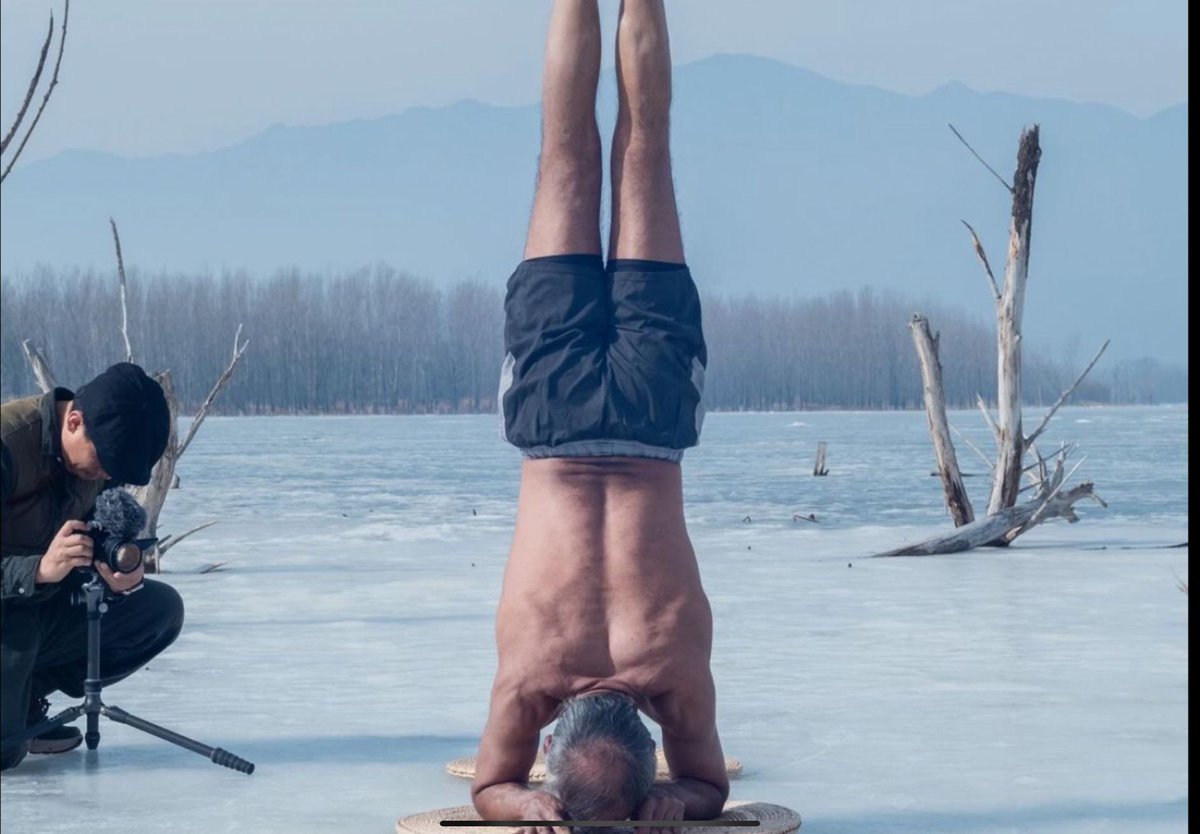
[[608, 0, 684, 264], [524, 0, 603, 261]]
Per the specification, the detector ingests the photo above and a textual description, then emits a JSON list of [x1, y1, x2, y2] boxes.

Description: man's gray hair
[[544, 692, 656, 825]]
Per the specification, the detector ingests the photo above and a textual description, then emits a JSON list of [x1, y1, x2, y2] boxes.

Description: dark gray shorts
[[498, 255, 707, 462]]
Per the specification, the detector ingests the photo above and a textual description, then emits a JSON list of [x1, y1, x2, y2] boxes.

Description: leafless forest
[[0, 267, 1185, 413]]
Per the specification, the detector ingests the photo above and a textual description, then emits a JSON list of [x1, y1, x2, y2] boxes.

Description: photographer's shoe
[[26, 697, 83, 755]]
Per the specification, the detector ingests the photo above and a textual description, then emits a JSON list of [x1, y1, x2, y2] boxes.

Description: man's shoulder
[[1, 396, 51, 496], [1, 396, 44, 448]]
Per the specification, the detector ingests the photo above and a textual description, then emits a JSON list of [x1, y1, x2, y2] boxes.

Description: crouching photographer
[[1, 363, 185, 771]]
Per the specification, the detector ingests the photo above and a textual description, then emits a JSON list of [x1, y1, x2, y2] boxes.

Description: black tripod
[[1, 573, 254, 774]]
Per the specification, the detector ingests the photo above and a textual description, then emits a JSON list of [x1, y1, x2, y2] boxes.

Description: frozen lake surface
[[0, 406, 1188, 833]]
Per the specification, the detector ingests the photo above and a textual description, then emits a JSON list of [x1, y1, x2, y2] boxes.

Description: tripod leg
[[0, 704, 85, 752], [85, 710, 100, 750], [102, 705, 254, 774]]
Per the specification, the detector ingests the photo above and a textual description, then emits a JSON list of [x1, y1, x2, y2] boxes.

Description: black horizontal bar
[[440, 822, 759, 828]]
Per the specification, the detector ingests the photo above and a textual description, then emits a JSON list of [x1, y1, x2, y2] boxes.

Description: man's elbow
[[692, 778, 730, 819], [470, 779, 513, 820], [713, 777, 730, 806], [469, 779, 489, 814]]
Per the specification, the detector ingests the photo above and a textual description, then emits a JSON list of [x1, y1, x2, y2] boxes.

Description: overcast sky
[[0, 0, 1189, 165]]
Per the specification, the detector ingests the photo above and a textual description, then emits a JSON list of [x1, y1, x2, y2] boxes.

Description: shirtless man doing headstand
[[473, 1, 727, 829]]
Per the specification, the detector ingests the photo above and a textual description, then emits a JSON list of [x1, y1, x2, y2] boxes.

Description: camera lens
[[113, 543, 142, 573]]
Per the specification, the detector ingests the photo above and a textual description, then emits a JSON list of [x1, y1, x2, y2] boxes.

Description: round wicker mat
[[396, 801, 799, 834]]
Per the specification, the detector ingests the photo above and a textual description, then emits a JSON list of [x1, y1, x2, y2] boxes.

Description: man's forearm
[[472, 782, 537, 821], [0, 554, 44, 601], [662, 778, 728, 820]]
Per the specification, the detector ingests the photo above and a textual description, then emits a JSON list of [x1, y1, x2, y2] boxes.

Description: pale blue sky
[[0, 0, 1189, 164]]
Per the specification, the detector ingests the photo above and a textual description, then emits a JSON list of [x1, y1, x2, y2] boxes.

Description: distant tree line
[[0, 267, 1187, 412]]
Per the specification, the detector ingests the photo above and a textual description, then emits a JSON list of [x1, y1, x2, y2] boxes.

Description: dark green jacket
[[1, 389, 104, 605]]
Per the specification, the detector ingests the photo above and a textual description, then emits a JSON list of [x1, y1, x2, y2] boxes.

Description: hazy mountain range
[[0, 55, 1187, 366]]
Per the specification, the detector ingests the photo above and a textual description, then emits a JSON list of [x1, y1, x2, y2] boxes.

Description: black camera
[[88, 528, 157, 574], [87, 488, 156, 574]]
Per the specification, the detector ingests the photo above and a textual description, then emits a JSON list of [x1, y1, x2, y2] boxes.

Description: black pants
[[0, 579, 184, 770]]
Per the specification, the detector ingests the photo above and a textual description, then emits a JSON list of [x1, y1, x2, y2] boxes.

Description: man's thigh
[[607, 262, 707, 450], [501, 255, 611, 449]]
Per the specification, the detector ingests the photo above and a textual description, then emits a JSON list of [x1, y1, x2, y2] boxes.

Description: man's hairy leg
[[608, 0, 684, 264], [477, 0, 603, 824], [609, 2, 728, 826], [524, 0, 604, 260]]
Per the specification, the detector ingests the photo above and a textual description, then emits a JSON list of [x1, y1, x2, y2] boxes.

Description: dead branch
[[961, 220, 1001, 301], [1, 13, 54, 155], [1012, 455, 1088, 537], [910, 314, 974, 525], [1, 0, 70, 184], [177, 324, 249, 457], [949, 123, 1013, 193], [21, 340, 57, 391], [158, 520, 219, 556], [976, 394, 1000, 445], [110, 218, 133, 363], [951, 423, 994, 470], [1023, 340, 1110, 449]]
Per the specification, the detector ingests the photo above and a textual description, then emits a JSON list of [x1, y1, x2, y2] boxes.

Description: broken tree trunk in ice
[[910, 314, 974, 526], [875, 482, 1102, 557], [813, 442, 829, 476]]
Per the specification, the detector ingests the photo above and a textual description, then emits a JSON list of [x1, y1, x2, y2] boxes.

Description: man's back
[[495, 457, 714, 726]]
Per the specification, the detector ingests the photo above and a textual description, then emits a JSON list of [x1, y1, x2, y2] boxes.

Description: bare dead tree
[[880, 125, 1109, 557], [20, 220, 249, 572], [1, 0, 69, 184], [110, 218, 134, 363], [21, 339, 58, 391]]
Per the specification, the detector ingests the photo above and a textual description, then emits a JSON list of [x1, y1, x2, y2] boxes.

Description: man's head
[[62, 363, 170, 485], [543, 691, 657, 824]]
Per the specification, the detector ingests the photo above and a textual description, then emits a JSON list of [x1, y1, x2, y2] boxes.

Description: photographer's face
[[61, 408, 110, 481]]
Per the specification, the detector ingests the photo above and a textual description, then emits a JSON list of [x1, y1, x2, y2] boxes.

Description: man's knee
[[105, 579, 185, 658], [538, 142, 603, 190], [137, 579, 185, 647], [614, 135, 670, 177]]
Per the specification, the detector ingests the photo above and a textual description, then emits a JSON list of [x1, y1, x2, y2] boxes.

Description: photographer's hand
[[95, 560, 145, 594], [35, 520, 95, 584]]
